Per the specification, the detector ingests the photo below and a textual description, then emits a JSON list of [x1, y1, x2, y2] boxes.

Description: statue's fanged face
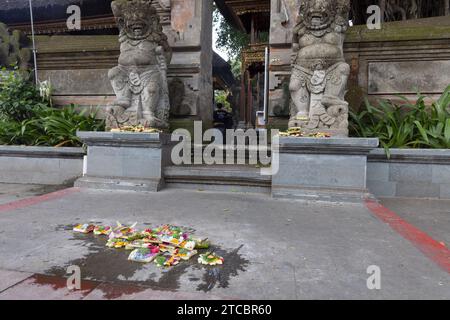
[[124, 11, 151, 39], [111, 0, 157, 40], [302, 0, 335, 30]]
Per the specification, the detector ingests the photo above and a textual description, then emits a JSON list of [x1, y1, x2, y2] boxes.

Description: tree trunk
[[445, 0, 450, 15], [380, 0, 386, 22]]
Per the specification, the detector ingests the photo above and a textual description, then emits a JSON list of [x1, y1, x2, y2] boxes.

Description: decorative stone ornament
[[0, 22, 32, 71], [106, 0, 173, 130], [289, 0, 351, 136]]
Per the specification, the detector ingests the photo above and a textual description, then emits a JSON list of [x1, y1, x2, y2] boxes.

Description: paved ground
[[380, 198, 450, 248], [0, 184, 66, 205], [0, 184, 448, 300]]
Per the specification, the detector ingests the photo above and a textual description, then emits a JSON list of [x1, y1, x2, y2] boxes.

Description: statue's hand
[[155, 46, 167, 70], [155, 46, 164, 56], [291, 44, 299, 64]]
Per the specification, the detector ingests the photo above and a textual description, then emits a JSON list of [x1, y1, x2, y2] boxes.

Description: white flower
[[39, 80, 53, 101]]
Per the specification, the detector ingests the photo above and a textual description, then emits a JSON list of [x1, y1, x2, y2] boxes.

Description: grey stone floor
[[0, 184, 448, 299], [0, 183, 66, 205], [380, 197, 450, 248]]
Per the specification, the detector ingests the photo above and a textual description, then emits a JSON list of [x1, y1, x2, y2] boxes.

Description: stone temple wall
[[267, 2, 450, 129], [35, 0, 213, 130], [34, 1, 449, 131]]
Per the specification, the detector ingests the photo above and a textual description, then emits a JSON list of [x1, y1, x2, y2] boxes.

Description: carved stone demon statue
[[289, 0, 351, 136], [107, 0, 172, 130]]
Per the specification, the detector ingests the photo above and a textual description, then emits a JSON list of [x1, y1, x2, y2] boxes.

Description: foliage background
[[351, 0, 449, 25], [0, 69, 104, 147], [350, 86, 450, 155]]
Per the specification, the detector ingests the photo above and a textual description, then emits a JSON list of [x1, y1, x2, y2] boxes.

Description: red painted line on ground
[[0, 272, 239, 300], [0, 187, 80, 213], [365, 199, 450, 274]]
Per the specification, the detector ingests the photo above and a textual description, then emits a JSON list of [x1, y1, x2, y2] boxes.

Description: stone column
[[75, 132, 172, 192], [167, 0, 213, 131], [272, 137, 379, 202], [267, 0, 299, 128]]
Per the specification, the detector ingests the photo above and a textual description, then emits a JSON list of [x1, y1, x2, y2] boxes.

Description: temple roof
[[1, 0, 76, 10], [0, 0, 112, 27], [214, 0, 270, 32], [213, 51, 235, 90], [0, 0, 271, 34]]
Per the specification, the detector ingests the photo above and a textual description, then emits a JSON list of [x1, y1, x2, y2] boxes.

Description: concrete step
[[187, 144, 272, 165], [164, 165, 272, 194]]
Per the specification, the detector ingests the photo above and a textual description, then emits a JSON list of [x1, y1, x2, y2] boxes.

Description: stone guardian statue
[[107, 0, 172, 130], [289, 0, 351, 136]]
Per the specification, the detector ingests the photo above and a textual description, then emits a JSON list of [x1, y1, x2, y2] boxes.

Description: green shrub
[[0, 68, 104, 147], [0, 68, 49, 121], [350, 85, 450, 156], [0, 105, 105, 147], [214, 90, 231, 111]]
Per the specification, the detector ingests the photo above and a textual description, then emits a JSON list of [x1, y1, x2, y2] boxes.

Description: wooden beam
[[214, 0, 246, 32]]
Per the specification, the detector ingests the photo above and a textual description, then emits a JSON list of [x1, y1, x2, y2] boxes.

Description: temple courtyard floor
[[0, 183, 448, 300]]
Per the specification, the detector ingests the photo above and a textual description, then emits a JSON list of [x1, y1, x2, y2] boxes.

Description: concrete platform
[[0, 187, 448, 300]]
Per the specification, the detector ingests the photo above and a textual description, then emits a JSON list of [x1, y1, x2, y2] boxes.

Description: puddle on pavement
[[97, 284, 147, 299], [30, 273, 97, 291], [45, 226, 249, 296], [195, 245, 248, 292]]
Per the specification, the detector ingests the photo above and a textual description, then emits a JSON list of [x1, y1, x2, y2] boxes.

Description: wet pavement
[[0, 185, 448, 299]]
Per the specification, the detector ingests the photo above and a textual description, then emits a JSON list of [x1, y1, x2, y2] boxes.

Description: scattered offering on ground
[[176, 248, 198, 260], [279, 127, 331, 138], [93, 225, 112, 236], [72, 222, 220, 268], [155, 254, 181, 268], [198, 252, 224, 266], [128, 247, 160, 263], [106, 238, 129, 248], [109, 222, 137, 239], [73, 224, 95, 234], [110, 125, 162, 133]]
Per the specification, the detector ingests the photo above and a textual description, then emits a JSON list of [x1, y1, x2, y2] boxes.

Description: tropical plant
[[229, 57, 242, 79], [214, 90, 231, 111], [0, 105, 105, 147], [350, 85, 450, 156], [0, 67, 49, 121]]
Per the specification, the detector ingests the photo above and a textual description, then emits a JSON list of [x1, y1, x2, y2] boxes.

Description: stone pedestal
[[272, 137, 379, 202], [75, 132, 171, 192]]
